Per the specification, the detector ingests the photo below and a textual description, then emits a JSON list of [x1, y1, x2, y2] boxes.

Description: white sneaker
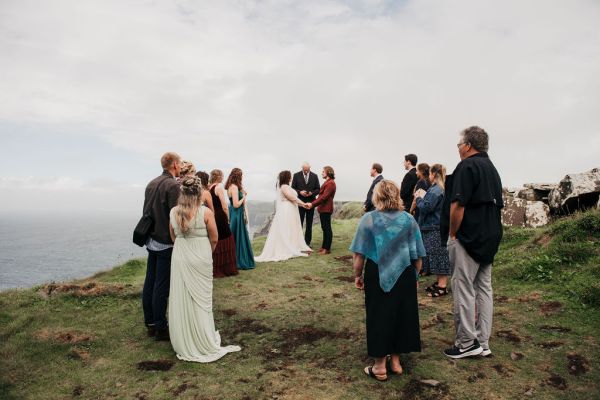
[[481, 348, 492, 357]]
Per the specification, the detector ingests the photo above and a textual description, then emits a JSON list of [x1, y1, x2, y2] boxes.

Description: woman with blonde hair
[[208, 169, 238, 277], [226, 168, 255, 270], [168, 176, 241, 362], [415, 163, 451, 297], [350, 180, 425, 381]]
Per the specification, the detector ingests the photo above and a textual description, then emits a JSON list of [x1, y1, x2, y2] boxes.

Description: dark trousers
[[320, 212, 333, 250], [143, 248, 172, 330], [298, 206, 315, 246]]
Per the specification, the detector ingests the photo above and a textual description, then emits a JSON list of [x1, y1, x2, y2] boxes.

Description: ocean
[[0, 205, 273, 291]]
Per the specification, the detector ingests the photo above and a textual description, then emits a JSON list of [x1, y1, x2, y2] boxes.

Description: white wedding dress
[[255, 184, 312, 262]]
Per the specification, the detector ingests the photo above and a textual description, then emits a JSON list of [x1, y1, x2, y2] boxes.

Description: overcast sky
[[1, 0, 599, 213]]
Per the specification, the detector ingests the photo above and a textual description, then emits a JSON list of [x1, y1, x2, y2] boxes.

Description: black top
[[291, 171, 321, 202], [441, 152, 504, 264], [364, 175, 384, 212], [143, 171, 181, 244], [400, 168, 418, 210], [210, 186, 232, 240]]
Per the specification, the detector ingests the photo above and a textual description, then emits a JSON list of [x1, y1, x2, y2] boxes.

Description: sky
[[1, 0, 599, 213]]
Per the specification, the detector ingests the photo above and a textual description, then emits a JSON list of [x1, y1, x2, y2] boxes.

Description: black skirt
[[364, 259, 421, 357]]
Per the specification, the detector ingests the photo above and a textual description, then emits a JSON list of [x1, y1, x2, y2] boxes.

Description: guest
[[441, 126, 503, 359], [141, 152, 182, 341], [362, 163, 384, 213], [400, 154, 418, 210], [178, 160, 196, 180], [168, 176, 241, 362], [409, 163, 430, 219], [415, 164, 451, 296], [350, 180, 425, 381], [196, 171, 214, 211], [291, 162, 321, 247], [208, 169, 238, 277], [226, 168, 256, 270], [307, 166, 337, 255]]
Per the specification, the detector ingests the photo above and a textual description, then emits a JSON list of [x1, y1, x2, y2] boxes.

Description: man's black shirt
[[441, 152, 504, 264]]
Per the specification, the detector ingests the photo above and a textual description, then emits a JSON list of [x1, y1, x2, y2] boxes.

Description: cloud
[[0, 0, 599, 205]]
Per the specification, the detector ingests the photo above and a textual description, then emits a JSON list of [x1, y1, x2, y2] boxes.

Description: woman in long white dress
[[255, 171, 312, 262], [168, 176, 241, 362]]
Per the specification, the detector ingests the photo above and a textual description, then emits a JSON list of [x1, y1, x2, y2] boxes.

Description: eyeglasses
[[457, 142, 469, 148]]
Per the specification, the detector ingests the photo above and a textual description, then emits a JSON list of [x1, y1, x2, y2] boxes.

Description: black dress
[[210, 186, 238, 277], [364, 259, 421, 357]]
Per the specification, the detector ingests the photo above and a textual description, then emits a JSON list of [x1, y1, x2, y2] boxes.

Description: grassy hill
[[1, 206, 599, 399]]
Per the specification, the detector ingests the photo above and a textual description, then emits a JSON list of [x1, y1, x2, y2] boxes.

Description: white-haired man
[[291, 162, 320, 246]]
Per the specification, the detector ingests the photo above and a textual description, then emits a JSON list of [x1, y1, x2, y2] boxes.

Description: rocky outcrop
[[548, 168, 600, 214], [502, 190, 551, 228]]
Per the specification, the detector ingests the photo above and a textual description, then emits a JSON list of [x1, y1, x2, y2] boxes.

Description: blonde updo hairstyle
[[372, 179, 404, 212], [175, 176, 203, 234], [179, 160, 196, 177]]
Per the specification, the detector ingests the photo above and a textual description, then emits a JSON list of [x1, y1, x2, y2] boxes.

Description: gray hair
[[460, 126, 489, 152]]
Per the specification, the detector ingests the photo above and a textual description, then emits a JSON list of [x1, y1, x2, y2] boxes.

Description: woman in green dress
[[168, 176, 241, 362], [225, 168, 256, 270]]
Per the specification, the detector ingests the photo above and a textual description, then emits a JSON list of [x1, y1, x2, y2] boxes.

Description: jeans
[[320, 212, 333, 250], [142, 248, 173, 330], [298, 206, 315, 246]]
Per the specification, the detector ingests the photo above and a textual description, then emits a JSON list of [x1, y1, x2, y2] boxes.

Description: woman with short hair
[[350, 180, 425, 381]]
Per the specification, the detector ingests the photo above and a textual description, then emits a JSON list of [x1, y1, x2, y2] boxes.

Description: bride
[[255, 170, 312, 262]]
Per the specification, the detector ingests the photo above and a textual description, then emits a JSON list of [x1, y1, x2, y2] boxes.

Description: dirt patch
[[566, 353, 589, 376], [136, 359, 174, 371], [421, 314, 446, 330], [467, 372, 486, 383], [536, 233, 552, 247], [72, 386, 84, 396], [332, 293, 344, 299], [511, 352, 524, 361], [539, 325, 571, 333], [35, 329, 92, 344], [256, 301, 268, 309], [496, 329, 522, 343], [491, 363, 514, 377], [335, 276, 354, 282], [222, 309, 237, 316], [540, 301, 563, 314], [517, 292, 541, 302], [538, 341, 564, 349], [400, 378, 451, 400], [42, 282, 125, 297], [545, 373, 568, 390], [266, 326, 355, 359], [229, 318, 272, 336], [172, 383, 195, 396], [68, 347, 90, 362], [302, 275, 314, 281], [495, 295, 510, 303], [334, 255, 353, 266]]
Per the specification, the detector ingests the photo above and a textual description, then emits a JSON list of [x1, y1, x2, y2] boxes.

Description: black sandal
[[425, 282, 439, 293], [364, 366, 387, 381], [428, 286, 448, 297]]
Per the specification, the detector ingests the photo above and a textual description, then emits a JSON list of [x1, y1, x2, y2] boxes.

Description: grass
[[1, 206, 599, 399]]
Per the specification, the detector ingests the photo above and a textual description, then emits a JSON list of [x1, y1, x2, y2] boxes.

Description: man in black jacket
[[441, 126, 503, 360], [363, 163, 384, 212], [400, 154, 418, 210], [291, 162, 320, 246], [142, 152, 181, 341]]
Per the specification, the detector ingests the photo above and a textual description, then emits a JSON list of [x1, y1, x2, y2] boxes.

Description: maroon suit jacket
[[311, 178, 336, 213]]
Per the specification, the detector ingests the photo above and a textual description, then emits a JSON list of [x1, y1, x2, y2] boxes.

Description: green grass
[[1, 206, 599, 399]]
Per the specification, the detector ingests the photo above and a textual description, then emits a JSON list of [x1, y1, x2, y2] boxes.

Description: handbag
[[133, 178, 169, 247]]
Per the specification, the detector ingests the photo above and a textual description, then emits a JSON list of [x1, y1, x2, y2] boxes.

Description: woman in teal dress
[[225, 168, 255, 270]]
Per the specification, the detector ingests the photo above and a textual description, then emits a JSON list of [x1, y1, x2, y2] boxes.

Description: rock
[[502, 194, 550, 228], [521, 183, 557, 202], [548, 168, 600, 214], [419, 379, 441, 387]]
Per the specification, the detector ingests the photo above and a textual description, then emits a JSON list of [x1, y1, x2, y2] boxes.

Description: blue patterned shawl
[[350, 210, 426, 292]]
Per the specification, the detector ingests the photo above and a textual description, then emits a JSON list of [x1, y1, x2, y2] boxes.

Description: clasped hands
[[300, 190, 312, 197], [301, 202, 313, 209]]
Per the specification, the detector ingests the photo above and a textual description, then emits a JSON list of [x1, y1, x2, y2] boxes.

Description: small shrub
[[550, 210, 600, 243], [520, 254, 562, 282]]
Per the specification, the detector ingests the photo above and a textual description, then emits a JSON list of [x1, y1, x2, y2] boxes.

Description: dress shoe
[[146, 325, 156, 337], [318, 249, 331, 255], [155, 328, 170, 342]]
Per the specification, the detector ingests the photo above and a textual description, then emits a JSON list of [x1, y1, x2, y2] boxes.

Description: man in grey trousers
[[441, 126, 504, 359]]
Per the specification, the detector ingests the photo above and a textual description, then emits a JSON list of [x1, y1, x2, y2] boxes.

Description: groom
[[292, 162, 320, 246]]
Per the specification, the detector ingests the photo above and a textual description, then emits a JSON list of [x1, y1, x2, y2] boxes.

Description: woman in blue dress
[[225, 168, 255, 270]]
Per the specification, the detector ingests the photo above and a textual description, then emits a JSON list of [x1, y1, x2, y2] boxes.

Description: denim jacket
[[416, 184, 444, 230]]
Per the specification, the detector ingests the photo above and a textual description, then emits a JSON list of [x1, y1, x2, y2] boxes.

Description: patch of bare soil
[[222, 309, 237, 316], [495, 295, 510, 303], [467, 372, 486, 383], [401, 378, 451, 400], [535, 233, 552, 247], [491, 363, 514, 377], [136, 359, 174, 371], [42, 282, 125, 297], [72, 385, 84, 397], [517, 292, 542, 302], [334, 255, 353, 266], [332, 293, 344, 299], [172, 383, 195, 396], [35, 329, 92, 344], [229, 318, 272, 336], [422, 314, 445, 330], [68, 347, 90, 362], [510, 351, 524, 361], [335, 276, 354, 282], [266, 326, 355, 360], [566, 353, 589, 376], [545, 373, 568, 390], [256, 301, 268, 309], [539, 325, 571, 333], [540, 301, 563, 314], [496, 329, 522, 343], [538, 341, 564, 349]]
